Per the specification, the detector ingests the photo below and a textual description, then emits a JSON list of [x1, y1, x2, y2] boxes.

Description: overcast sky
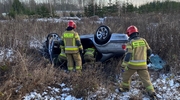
[[114, 0, 180, 6], [19, 0, 180, 6]]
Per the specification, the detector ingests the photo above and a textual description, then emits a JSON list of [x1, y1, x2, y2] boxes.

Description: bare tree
[[29, 0, 36, 11], [99, 0, 105, 7], [88, 0, 95, 16], [47, 0, 53, 16], [77, 0, 88, 9], [115, 0, 122, 16], [0, 0, 13, 13]]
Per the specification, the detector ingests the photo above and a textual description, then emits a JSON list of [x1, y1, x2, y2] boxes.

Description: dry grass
[[0, 13, 180, 99]]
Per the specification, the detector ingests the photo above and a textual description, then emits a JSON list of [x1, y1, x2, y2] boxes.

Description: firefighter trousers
[[120, 68, 155, 93], [66, 53, 82, 71]]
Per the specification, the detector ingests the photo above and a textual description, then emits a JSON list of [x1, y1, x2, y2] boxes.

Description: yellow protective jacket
[[122, 37, 151, 69], [84, 48, 95, 57], [61, 30, 83, 54]]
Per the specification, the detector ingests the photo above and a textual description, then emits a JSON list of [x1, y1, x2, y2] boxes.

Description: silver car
[[45, 25, 128, 64]]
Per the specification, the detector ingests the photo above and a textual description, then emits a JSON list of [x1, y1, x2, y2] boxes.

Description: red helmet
[[126, 25, 138, 36], [68, 20, 76, 29]]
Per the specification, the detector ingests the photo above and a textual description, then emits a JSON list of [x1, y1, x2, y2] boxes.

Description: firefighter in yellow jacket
[[60, 20, 83, 72], [118, 25, 156, 99], [84, 47, 96, 63]]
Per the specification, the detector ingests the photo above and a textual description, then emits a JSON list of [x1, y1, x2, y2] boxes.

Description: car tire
[[94, 25, 111, 44], [45, 33, 60, 63], [46, 33, 60, 49]]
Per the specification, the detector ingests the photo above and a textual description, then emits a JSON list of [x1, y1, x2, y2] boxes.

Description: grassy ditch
[[0, 13, 180, 99]]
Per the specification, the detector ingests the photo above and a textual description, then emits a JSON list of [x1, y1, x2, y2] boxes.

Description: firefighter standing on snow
[[118, 25, 157, 99], [60, 20, 83, 72]]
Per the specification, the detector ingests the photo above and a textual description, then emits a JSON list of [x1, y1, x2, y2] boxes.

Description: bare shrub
[[0, 47, 57, 99], [0, 13, 180, 99]]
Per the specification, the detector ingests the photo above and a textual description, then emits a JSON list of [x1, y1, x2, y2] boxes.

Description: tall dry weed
[[0, 13, 180, 99]]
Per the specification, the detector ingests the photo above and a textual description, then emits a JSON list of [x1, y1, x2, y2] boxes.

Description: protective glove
[[121, 61, 128, 68], [147, 57, 151, 64], [121, 61, 128, 72], [121, 66, 128, 72], [79, 49, 84, 54], [121, 67, 125, 72], [58, 53, 67, 61]]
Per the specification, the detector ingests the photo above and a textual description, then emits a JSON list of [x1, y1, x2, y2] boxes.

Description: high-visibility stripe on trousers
[[66, 53, 82, 71], [120, 68, 155, 93]]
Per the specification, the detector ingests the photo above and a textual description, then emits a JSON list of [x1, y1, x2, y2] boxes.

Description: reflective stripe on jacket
[[84, 48, 95, 57], [126, 38, 150, 69], [61, 30, 82, 53]]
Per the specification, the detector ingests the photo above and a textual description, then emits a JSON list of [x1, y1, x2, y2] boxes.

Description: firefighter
[[118, 25, 157, 99], [58, 49, 67, 62], [83, 47, 96, 63], [83, 47, 96, 69], [58, 48, 67, 69], [60, 20, 83, 72]]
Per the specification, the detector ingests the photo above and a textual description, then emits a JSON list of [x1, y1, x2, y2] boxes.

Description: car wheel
[[94, 25, 111, 44], [46, 33, 60, 49], [45, 33, 60, 64]]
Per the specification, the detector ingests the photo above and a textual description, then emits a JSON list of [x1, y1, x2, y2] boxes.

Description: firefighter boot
[[118, 83, 130, 92], [118, 87, 129, 92], [148, 92, 157, 100]]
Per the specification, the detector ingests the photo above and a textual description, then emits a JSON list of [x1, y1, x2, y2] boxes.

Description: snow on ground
[[21, 72, 180, 100], [1, 38, 180, 100], [22, 40, 180, 100], [0, 48, 14, 62], [22, 83, 82, 100], [1, 17, 106, 24], [1, 19, 180, 99]]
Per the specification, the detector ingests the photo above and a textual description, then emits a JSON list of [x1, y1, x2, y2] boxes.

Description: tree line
[[0, 0, 180, 18]]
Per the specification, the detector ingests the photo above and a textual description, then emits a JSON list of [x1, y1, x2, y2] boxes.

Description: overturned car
[[45, 25, 129, 65]]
